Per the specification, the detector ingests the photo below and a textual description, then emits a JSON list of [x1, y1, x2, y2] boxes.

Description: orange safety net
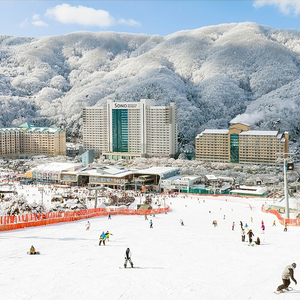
[[0, 206, 170, 231]]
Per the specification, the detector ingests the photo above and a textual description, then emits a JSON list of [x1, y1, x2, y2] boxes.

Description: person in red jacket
[[277, 263, 297, 292]]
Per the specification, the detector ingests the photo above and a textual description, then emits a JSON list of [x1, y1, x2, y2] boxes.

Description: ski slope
[[0, 195, 299, 300]]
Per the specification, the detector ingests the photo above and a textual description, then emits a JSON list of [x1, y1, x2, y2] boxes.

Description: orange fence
[[0, 206, 170, 231], [261, 206, 300, 226]]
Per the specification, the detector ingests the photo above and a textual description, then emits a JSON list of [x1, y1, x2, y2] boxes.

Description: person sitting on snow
[[29, 245, 37, 255]]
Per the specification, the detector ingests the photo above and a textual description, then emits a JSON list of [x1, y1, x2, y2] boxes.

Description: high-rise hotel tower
[[83, 99, 178, 159]]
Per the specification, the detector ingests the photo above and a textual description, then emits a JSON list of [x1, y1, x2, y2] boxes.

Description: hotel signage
[[113, 102, 139, 109]]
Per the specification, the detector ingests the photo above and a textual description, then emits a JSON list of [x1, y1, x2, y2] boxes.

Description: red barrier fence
[[261, 205, 300, 226], [0, 206, 169, 231]]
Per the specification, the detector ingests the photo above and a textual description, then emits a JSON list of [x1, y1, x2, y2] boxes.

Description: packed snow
[[0, 189, 299, 299]]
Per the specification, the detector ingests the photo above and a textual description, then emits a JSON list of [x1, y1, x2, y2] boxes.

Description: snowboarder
[[124, 248, 134, 268], [277, 263, 297, 292], [241, 228, 245, 242], [150, 220, 153, 228], [232, 222, 235, 230], [85, 221, 90, 231], [247, 229, 254, 245], [99, 232, 106, 246]]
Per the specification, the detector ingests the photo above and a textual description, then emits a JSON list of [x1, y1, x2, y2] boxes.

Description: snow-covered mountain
[[1, 22, 300, 152]]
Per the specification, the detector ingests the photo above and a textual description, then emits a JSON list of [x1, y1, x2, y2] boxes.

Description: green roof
[[18, 122, 32, 129]]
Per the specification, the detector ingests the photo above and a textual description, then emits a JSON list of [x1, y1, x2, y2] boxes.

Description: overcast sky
[[2, 1, 300, 38]]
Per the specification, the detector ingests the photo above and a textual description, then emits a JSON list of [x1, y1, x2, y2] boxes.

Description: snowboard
[[274, 287, 293, 294], [119, 266, 137, 269], [27, 251, 40, 255]]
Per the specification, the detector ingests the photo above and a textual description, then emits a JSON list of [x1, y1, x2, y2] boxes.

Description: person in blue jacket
[[99, 231, 107, 246]]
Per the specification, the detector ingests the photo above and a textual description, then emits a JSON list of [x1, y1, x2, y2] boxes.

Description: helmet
[[292, 263, 297, 268], [127, 248, 130, 251]]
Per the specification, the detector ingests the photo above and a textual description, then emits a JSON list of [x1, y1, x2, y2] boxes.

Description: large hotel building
[[195, 123, 289, 165], [83, 99, 178, 159], [0, 122, 66, 158]]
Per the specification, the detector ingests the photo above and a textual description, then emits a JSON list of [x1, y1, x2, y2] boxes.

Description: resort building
[[0, 122, 66, 158], [83, 99, 178, 159], [195, 122, 289, 165]]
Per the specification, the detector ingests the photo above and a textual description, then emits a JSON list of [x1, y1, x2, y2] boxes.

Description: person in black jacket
[[247, 229, 254, 245], [124, 248, 134, 268], [277, 263, 297, 292]]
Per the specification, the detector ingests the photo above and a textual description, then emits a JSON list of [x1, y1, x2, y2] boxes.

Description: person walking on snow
[[247, 229, 254, 245], [240, 221, 243, 229], [150, 220, 153, 228], [99, 232, 107, 246], [85, 221, 90, 231], [241, 228, 245, 242], [277, 263, 297, 292], [124, 248, 134, 268]]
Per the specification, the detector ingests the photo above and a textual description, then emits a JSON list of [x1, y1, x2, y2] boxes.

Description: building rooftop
[[239, 130, 279, 136]]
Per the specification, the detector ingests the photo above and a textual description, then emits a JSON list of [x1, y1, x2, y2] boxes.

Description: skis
[[119, 266, 138, 269], [274, 287, 293, 294]]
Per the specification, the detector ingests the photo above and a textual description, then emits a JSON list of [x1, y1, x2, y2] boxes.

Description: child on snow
[[99, 232, 107, 246]]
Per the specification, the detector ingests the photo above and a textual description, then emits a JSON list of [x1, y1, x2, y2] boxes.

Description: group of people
[[99, 230, 113, 246]]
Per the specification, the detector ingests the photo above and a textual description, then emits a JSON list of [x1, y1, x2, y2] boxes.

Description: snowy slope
[[1, 22, 300, 150], [0, 194, 299, 300]]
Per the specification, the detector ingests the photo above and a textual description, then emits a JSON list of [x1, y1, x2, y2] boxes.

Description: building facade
[[83, 99, 178, 158], [195, 123, 289, 165], [0, 122, 66, 158]]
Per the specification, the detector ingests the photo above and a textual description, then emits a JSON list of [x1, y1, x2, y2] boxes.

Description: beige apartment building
[[0, 122, 66, 158], [195, 123, 289, 165]]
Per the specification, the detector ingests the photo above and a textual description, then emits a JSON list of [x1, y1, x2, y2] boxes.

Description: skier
[[180, 219, 184, 226], [273, 220, 276, 226], [85, 221, 90, 231], [145, 214, 148, 220], [241, 228, 245, 242], [108, 214, 111, 219], [232, 222, 235, 231], [212, 220, 218, 227], [247, 229, 254, 245], [284, 223, 288, 232], [124, 248, 134, 268], [244, 223, 249, 230], [261, 223, 265, 233], [105, 230, 113, 241], [99, 231, 107, 246], [150, 220, 153, 228], [277, 263, 297, 292], [250, 217, 253, 222]]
